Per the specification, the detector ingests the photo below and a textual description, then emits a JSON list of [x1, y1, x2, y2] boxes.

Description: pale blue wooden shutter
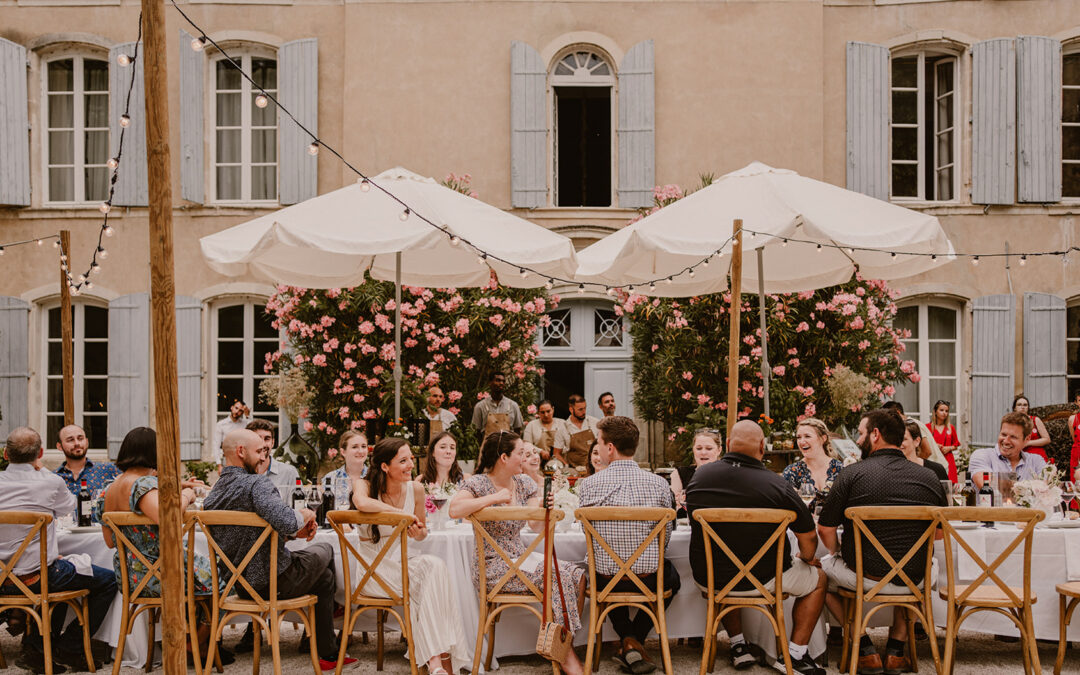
[[278, 38, 318, 205], [1017, 36, 1062, 203], [107, 293, 150, 458], [176, 296, 203, 460], [179, 30, 205, 204], [0, 297, 30, 440], [1023, 292, 1067, 406], [109, 42, 148, 206], [510, 41, 547, 208], [972, 39, 1016, 205], [846, 42, 889, 200], [0, 39, 30, 207], [618, 40, 655, 209], [971, 295, 1015, 447]]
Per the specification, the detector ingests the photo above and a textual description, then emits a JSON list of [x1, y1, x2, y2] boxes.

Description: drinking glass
[[430, 496, 449, 530], [1063, 481, 1077, 514], [940, 480, 953, 503], [798, 483, 816, 507], [192, 486, 206, 511], [333, 477, 352, 512]]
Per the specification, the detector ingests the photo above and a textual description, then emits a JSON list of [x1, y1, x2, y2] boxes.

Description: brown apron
[[429, 418, 444, 436], [484, 411, 511, 437], [566, 427, 595, 469]]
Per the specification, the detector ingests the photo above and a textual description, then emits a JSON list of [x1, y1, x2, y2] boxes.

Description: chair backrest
[[844, 505, 939, 600], [691, 508, 796, 604], [576, 506, 676, 603], [936, 506, 1043, 607], [0, 511, 51, 601], [468, 506, 560, 611], [102, 511, 164, 604], [187, 510, 278, 611], [327, 510, 413, 606]]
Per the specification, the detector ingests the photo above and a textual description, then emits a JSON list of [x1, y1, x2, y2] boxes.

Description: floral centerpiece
[[424, 481, 457, 529], [550, 473, 580, 531], [1012, 465, 1064, 520]]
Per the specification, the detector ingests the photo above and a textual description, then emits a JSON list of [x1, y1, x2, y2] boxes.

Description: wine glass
[[1062, 481, 1077, 515], [798, 483, 817, 508], [192, 486, 206, 511]]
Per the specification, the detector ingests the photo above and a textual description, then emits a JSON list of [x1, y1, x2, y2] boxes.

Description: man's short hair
[[1000, 411, 1033, 438], [598, 392, 613, 405], [881, 400, 904, 415], [596, 416, 639, 456], [863, 408, 905, 448], [568, 394, 586, 406], [246, 418, 276, 438], [4, 427, 41, 464]]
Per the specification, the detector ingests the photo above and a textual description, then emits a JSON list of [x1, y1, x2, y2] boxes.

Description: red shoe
[[319, 656, 358, 671]]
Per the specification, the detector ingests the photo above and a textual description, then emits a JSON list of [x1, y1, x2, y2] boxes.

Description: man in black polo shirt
[[687, 420, 827, 675], [817, 408, 947, 675]]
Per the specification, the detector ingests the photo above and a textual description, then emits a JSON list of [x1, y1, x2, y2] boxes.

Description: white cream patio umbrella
[[201, 167, 579, 417], [575, 162, 954, 429]]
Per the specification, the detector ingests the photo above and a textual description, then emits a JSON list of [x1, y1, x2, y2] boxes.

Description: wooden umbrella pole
[[726, 219, 743, 439], [59, 230, 74, 426], [138, 3, 187, 672]]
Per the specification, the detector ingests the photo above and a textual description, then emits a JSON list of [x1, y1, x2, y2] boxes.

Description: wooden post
[[59, 230, 74, 426], [725, 219, 743, 439], [138, 4, 186, 673]]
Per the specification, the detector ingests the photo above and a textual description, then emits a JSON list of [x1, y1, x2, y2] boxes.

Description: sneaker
[[731, 642, 756, 670], [612, 648, 632, 673], [16, 649, 67, 675], [790, 653, 826, 675], [319, 656, 358, 671]]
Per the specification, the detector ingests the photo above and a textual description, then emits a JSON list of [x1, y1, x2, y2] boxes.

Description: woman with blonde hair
[[781, 418, 842, 493], [327, 429, 369, 482], [670, 428, 722, 512]]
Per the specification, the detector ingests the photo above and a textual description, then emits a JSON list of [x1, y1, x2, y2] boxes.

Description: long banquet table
[[56, 518, 1080, 670]]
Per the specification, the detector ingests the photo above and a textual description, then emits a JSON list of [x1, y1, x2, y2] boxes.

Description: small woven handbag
[[536, 505, 573, 664]]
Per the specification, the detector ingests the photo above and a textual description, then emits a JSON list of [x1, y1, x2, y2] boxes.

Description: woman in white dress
[[351, 438, 468, 674]]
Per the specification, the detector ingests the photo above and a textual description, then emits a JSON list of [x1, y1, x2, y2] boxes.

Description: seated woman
[[901, 420, 949, 481], [93, 427, 232, 662], [1013, 395, 1051, 462], [521, 442, 545, 488], [449, 432, 588, 675], [419, 431, 469, 490], [670, 429, 721, 513], [327, 430, 369, 483], [781, 418, 843, 494], [586, 438, 608, 476], [351, 438, 468, 675]]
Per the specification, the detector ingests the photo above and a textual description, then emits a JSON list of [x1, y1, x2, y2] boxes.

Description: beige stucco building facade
[[1, 0, 1078, 462]]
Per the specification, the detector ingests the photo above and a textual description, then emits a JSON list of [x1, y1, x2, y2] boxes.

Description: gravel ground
[[2, 624, 1075, 674]]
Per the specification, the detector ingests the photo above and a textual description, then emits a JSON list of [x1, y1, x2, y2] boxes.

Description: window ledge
[[522, 207, 637, 220], [17, 0, 119, 5]]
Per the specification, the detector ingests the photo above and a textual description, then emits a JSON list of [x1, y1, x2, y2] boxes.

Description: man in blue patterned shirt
[[53, 425, 119, 503]]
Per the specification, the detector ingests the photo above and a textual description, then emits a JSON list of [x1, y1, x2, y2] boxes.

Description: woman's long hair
[[364, 437, 411, 544], [420, 431, 464, 485], [475, 431, 521, 474]]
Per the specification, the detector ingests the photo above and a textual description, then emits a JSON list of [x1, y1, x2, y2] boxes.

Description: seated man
[[686, 420, 827, 675], [0, 427, 116, 674], [968, 412, 1048, 485], [204, 429, 354, 671], [817, 409, 947, 675], [577, 416, 680, 675], [246, 419, 300, 491], [53, 423, 120, 502]]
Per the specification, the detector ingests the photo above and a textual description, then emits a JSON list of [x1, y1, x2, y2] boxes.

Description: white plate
[[948, 521, 980, 530], [1047, 519, 1080, 529], [66, 525, 101, 534]]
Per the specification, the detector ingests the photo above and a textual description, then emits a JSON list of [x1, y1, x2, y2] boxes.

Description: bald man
[[54, 423, 119, 500], [686, 420, 827, 675]]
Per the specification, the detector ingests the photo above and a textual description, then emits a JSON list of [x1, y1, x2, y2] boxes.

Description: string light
[[781, 239, 788, 247], [449, 235, 461, 246], [605, 287, 615, 296], [52, 240, 60, 248], [117, 53, 132, 67], [649, 282, 657, 291], [103, 225, 114, 237], [816, 244, 823, 253], [99, 202, 111, 214], [107, 157, 119, 170], [97, 247, 108, 260], [577, 284, 585, 294], [544, 279, 554, 290], [190, 35, 207, 51], [359, 178, 371, 192], [477, 253, 488, 265], [972, 256, 980, 266], [399, 208, 410, 222], [254, 94, 268, 108], [307, 141, 320, 156], [1020, 255, 1027, 266], [518, 268, 528, 279], [688, 269, 695, 278], [36, 239, 43, 246], [119, 114, 131, 128]]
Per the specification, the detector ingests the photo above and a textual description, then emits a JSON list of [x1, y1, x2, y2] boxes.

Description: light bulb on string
[[97, 247, 108, 260], [254, 94, 268, 108], [0, 247, 5, 256], [99, 201, 111, 214], [577, 284, 585, 294], [307, 141, 320, 156], [702, 256, 710, 268], [931, 254, 937, 260], [84, 281, 93, 290], [688, 269, 695, 278], [544, 279, 553, 290], [59, 254, 66, 262], [781, 239, 788, 247], [449, 235, 460, 246], [518, 268, 528, 279], [107, 157, 119, 170], [477, 253, 488, 265], [70, 285, 80, 297], [972, 256, 980, 266], [649, 282, 657, 292], [36, 239, 43, 246], [191, 35, 207, 52], [846, 247, 855, 255], [1020, 255, 1027, 266], [816, 244, 823, 253], [119, 114, 130, 128], [359, 178, 371, 192], [77, 274, 86, 283], [605, 287, 615, 296], [90, 262, 101, 274], [117, 53, 131, 67], [103, 225, 114, 237], [627, 285, 635, 294], [52, 239, 60, 248], [665, 277, 674, 284], [399, 208, 410, 222], [890, 252, 897, 259]]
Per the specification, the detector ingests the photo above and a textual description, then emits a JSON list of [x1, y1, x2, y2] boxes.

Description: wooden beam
[[725, 219, 743, 439], [59, 230, 74, 427], [137, 3, 186, 673]]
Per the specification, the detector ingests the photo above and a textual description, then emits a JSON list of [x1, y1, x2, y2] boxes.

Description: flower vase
[[556, 509, 575, 532]]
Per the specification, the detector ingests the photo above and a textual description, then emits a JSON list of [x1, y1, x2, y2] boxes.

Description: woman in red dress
[[1013, 395, 1051, 462], [1069, 407, 1080, 481], [926, 400, 959, 482]]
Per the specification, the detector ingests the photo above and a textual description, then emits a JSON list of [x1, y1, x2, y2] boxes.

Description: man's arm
[[471, 402, 484, 431], [52, 475, 77, 517], [816, 524, 839, 554], [250, 477, 307, 535], [968, 450, 990, 486], [794, 528, 819, 562]]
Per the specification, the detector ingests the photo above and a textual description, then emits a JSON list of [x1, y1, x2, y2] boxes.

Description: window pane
[[251, 129, 276, 163], [1069, 341, 1080, 381], [84, 415, 107, 451], [893, 380, 919, 419], [253, 339, 276, 374], [254, 310, 276, 338], [85, 93, 109, 128], [85, 306, 108, 338], [48, 60, 74, 92], [251, 166, 276, 201], [49, 131, 74, 164], [48, 94, 74, 128], [49, 307, 61, 339], [892, 127, 918, 161], [891, 164, 917, 198], [216, 93, 242, 128], [85, 129, 108, 164], [594, 309, 623, 347], [84, 341, 107, 375], [901, 340, 919, 368], [216, 61, 242, 90], [252, 95, 277, 127], [928, 307, 956, 339], [46, 415, 64, 450], [49, 168, 74, 202], [85, 168, 108, 203], [1064, 163, 1080, 199], [218, 305, 244, 338], [894, 306, 918, 337], [253, 377, 275, 413], [1065, 54, 1080, 86], [1065, 90, 1080, 124], [543, 309, 571, 347], [84, 60, 108, 91], [216, 377, 244, 413], [251, 59, 276, 90], [891, 57, 917, 88], [48, 342, 62, 376], [47, 378, 63, 413], [935, 165, 953, 201], [83, 378, 107, 412], [1064, 127, 1080, 161], [555, 86, 612, 207], [936, 96, 953, 133], [216, 167, 241, 200], [929, 342, 956, 376], [218, 341, 244, 375], [935, 61, 954, 94], [892, 91, 917, 125], [216, 129, 241, 163]]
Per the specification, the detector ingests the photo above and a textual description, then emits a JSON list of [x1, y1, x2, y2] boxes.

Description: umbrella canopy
[[201, 167, 578, 289], [575, 162, 953, 296]]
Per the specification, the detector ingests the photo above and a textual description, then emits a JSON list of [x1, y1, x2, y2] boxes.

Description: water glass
[[940, 480, 953, 502], [333, 476, 352, 512]]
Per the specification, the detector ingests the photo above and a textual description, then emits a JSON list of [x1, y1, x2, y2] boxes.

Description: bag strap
[[542, 505, 551, 612], [548, 508, 571, 631]]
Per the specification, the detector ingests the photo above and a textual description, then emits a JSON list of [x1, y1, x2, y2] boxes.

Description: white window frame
[[41, 302, 109, 451], [548, 47, 617, 208], [209, 298, 279, 426], [40, 53, 110, 206], [208, 50, 278, 205], [889, 50, 960, 203], [894, 302, 962, 425], [537, 301, 631, 359], [1065, 301, 1080, 397], [1063, 49, 1080, 199]]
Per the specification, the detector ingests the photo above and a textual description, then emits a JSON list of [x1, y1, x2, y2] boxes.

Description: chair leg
[[905, 609, 918, 674], [270, 614, 284, 675], [41, 603, 53, 675], [144, 608, 157, 674], [707, 608, 719, 673], [942, 606, 956, 675], [839, 597, 851, 674], [1057, 596, 1072, 675], [775, 602, 794, 675], [376, 609, 385, 671], [113, 604, 130, 675], [923, 598, 942, 674], [484, 608, 497, 671], [252, 621, 261, 675], [657, 602, 674, 675], [470, 603, 486, 675], [848, 600, 862, 675], [584, 605, 597, 675], [1024, 606, 1042, 675], [699, 599, 712, 675], [306, 605, 320, 675]]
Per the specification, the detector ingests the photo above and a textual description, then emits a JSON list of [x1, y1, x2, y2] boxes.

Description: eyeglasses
[[698, 428, 721, 434], [933, 400, 951, 408]]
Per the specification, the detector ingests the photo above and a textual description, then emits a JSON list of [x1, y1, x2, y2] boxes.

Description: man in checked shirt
[[577, 416, 681, 674]]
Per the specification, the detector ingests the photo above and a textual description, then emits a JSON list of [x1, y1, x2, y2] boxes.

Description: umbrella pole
[[394, 252, 402, 422], [726, 219, 743, 440], [758, 247, 769, 420]]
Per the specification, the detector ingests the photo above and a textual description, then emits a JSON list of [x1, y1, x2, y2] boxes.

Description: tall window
[[890, 52, 957, 201], [212, 55, 277, 202], [44, 304, 108, 450], [1064, 51, 1080, 198], [892, 303, 960, 424], [552, 50, 613, 207], [44, 56, 109, 204], [213, 302, 278, 425], [1066, 305, 1080, 400]]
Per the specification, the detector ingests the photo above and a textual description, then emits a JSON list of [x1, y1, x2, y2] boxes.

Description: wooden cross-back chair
[[692, 508, 796, 675], [327, 510, 417, 675], [837, 506, 942, 675], [468, 506, 562, 675], [937, 507, 1044, 675], [576, 506, 676, 674], [1055, 581, 1080, 674], [0, 511, 95, 675], [187, 510, 321, 675]]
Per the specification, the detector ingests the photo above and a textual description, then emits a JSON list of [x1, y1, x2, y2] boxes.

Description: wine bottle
[[77, 479, 93, 527], [320, 478, 335, 528], [291, 478, 307, 518], [978, 472, 995, 527]]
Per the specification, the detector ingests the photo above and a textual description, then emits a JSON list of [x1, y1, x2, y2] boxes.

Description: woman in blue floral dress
[[781, 418, 843, 500]]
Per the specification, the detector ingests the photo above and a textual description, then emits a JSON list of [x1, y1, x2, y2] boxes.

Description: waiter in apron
[[564, 394, 601, 471], [523, 400, 570, 461], [423, 386, 458, 437], [471, 372, 524, 438]]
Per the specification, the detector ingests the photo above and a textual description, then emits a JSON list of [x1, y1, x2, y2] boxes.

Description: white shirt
[[522, 418, 571, 451], [266, 458, 301, 491], [0, 463, 77, 574], [424, 407, 458, 429], [564, 414, 601, 436], [212, 415, 253, 464]]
